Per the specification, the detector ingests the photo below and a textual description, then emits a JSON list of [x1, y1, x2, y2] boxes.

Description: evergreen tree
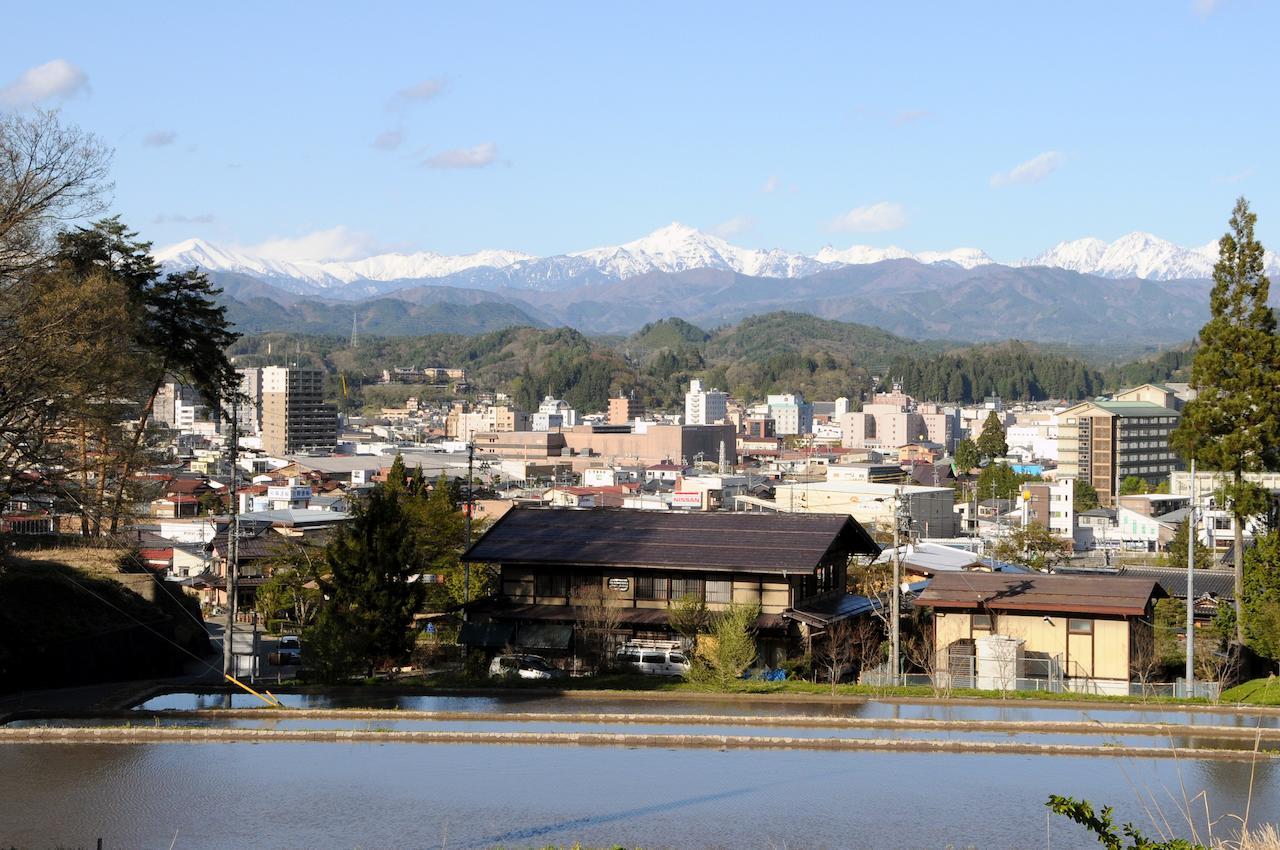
[[1163, 519, 1214, 571], [975, 411, 1009, 460], [976, 462, 1030, 502], [954, 438, 980, 475], [1073, 479, 1100, 512], [1241, 531, 1280, 663], [1119, 475, 1151, 496], [311, 484, 426, 679], [1171, 198, 1280, 643]]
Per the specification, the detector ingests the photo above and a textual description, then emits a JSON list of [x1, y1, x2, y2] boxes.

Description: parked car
[[488, 654, 565, 680], [274, 635, 301, 665], [616, 644, 691, 677]]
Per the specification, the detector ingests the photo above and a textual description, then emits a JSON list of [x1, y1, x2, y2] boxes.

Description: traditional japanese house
[[459, 507, 881, 666]]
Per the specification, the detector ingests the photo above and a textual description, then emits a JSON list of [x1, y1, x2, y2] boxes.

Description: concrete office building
[[1057, 398, 1180, 507], [767, 393, 814, 436], [685, 379, 728, 426], [261, 366, 338, 456]]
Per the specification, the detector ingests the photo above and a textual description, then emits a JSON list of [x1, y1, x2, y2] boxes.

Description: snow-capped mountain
[[155, 238, 536, 291], [568, 222, 827, 278], [1021, 233, 1219, 280], [156, 224, 1280, 299], [815, 244, 993, 269]]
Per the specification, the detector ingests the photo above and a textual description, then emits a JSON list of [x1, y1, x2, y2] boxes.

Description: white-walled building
[[767, 393, 814, 436], [685, 379, 728, 426]]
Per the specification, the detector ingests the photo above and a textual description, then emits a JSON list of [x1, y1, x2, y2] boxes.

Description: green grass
[[1221, 676, 1280, 705], [279, 670, 1213, 705]]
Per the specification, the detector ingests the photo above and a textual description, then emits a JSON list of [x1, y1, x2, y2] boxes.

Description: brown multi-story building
[[261, 366, 338, 457], [473, 423, 738, 470], [608, 396, 643, 426]]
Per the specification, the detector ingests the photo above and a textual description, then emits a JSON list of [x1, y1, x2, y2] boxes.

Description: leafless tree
[[813, 619, 861, 695], [1129, 620, 1164, 701], [577, 581, 623, 671]]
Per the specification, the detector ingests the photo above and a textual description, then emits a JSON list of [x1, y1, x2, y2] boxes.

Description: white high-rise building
[[767, 392, 814, 436], [685, 379, 728, 426]]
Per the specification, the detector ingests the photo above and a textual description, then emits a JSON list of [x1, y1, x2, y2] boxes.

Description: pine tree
[[1171, 198, 1280, 643], [311, 484, 426, 679]]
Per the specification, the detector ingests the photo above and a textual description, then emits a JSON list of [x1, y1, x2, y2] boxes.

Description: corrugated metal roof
[[461, 507, 880, 574], [916, 572, 1163, 617]]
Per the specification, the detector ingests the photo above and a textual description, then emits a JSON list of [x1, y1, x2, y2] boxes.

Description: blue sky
[[2, 1, 1275, 261]]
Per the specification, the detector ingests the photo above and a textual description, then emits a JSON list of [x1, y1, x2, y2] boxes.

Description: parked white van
[[616, 641, 691, 676]]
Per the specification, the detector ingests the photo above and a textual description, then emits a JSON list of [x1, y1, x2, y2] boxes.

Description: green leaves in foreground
[[1046, 795, 1206, 850]]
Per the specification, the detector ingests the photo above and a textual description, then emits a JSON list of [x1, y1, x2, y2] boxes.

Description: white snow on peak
[[815, 244, 992, 269], [1018, 231, 1280, 280], [569, 222, 826, 278], [155, 238, 534, 288], [155, 225, 1280, 294]]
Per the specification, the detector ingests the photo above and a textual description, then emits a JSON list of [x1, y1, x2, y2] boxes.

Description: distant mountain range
[[157, 222, 1280, 300], [159, 223, 1280, 348]]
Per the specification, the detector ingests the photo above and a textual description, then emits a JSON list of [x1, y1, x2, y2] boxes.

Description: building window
[[535, 574, 567, 597], [706, 580, 732, 604], [635, 576, 670, 601], [1068, 618, 1094, 635], [671, 577, 704, 601], [972, 613, 992, 630]]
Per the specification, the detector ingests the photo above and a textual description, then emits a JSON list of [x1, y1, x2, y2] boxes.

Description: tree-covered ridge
[[883, 342, 1105, 403], [231, 315, 1188, 413]]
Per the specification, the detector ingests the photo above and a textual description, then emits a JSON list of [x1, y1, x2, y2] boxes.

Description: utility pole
[[890, 486, 902, 686], [464, 441, 474, 606], [1186, 459, 1197, 695], [223, 403, 240, 683]]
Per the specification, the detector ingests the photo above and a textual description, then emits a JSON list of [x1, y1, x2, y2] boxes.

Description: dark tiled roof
[[916, 572, 1164, 617], [461, 507, 880, 575], [1119, 567, 1236, 601]]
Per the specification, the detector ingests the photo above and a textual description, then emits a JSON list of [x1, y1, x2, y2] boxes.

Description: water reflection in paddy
[[0, 742, 1274, 849], [136, 690, 1280, 728]]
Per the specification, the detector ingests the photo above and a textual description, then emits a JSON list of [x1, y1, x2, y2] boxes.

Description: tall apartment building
[[685, 379, 728, 426], [839, 389, 952, 451], [1057, 398, 1180, 507], [261, 366, 338, 456], [608, 395, 643, 426], [766, 392, 813, 436], [226, 367, 262, 435]]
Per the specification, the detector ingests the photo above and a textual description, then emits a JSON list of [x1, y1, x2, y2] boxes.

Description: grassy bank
[[1221, 676, 1280, 705], [283, 670, 1220, 707]]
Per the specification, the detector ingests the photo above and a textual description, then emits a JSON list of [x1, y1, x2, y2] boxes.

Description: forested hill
[[883, 343, 1106, 403], [230, 312, 1186, 413]]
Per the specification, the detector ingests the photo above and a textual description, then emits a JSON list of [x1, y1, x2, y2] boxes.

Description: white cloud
[[249, 226, 384, 262], [828, 202, 908, 233], [154, 212, 215, 224], [892, 109, 931, 126], [143, 130, 177, 147], [710, 215, 756, 239], [1193, 0, 1221, 15], [762, 175, 780, 194], [1216, 167, 1254, 184], [424, 142, 499, 169], [0, 59, 89, 107], [990, 151, 1065, 187], [373, 129, 404, 151], [395, 78, 446, 104]]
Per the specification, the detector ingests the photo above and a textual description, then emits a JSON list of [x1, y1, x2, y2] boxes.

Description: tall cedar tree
[[313, 484, 427, 678], [1171, 198, 1280, 643], [975, 411, 1008, 460]]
